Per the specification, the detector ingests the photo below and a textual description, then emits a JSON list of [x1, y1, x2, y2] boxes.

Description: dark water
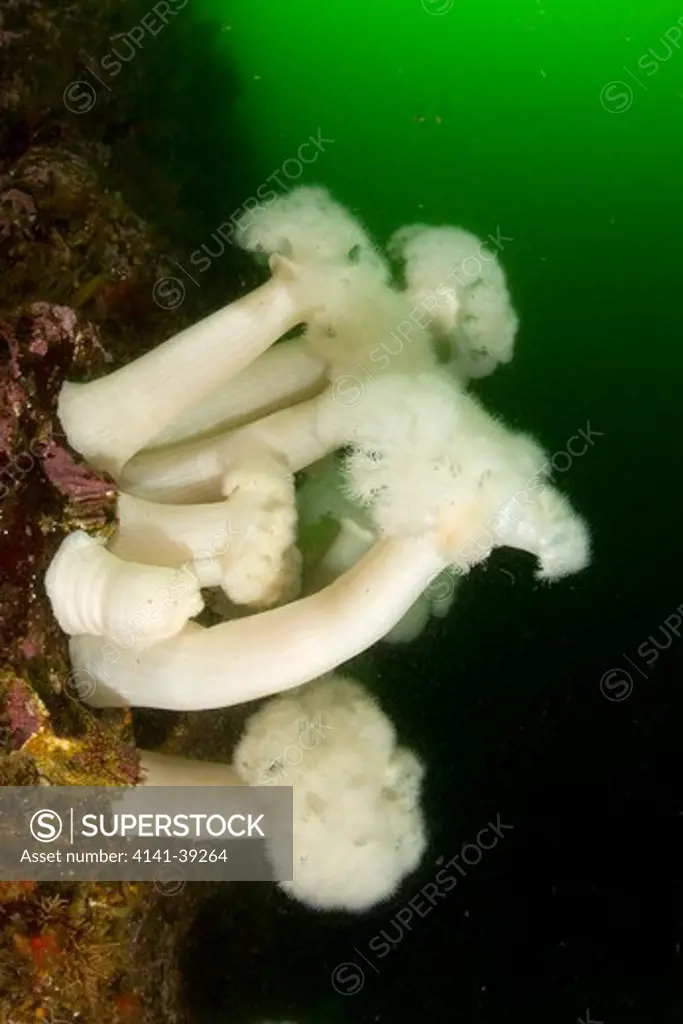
[[123, 2, 683, 1021]]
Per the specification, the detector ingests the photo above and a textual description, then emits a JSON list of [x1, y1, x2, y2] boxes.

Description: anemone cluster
[[44, 186, 591, 913]]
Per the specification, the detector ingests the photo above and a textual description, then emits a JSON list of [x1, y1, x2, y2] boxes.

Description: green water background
[[136, 0, 683, 582], [122, 2, 683, 1020]]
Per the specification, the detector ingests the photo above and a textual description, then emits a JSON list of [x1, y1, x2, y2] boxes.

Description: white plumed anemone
[[329, 372, 590, 582], [139, 750, 243, 788], [389, 224, 518, 381], [108, 468, 300, 610], [119, 393, 345, 505], [237, 185, 386, 280], [137, 674, 426, 912], [238, 188, 440, 394], [145, 338, 328, 451], [302, 271, 439, 383], [44, 531, 203, 650], [119, 314, 439, 506], [233, 675, 427, 912], [236, 187, 442, 399], [67, 537, 446, 710], [57, 188, 386, 477], [297, 457, 458, 643]]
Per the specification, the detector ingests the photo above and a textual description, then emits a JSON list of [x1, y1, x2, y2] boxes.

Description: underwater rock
[[0, 301, 114, 662], [0, 5, 213, 1020], [0, 297, 149, 1022]]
